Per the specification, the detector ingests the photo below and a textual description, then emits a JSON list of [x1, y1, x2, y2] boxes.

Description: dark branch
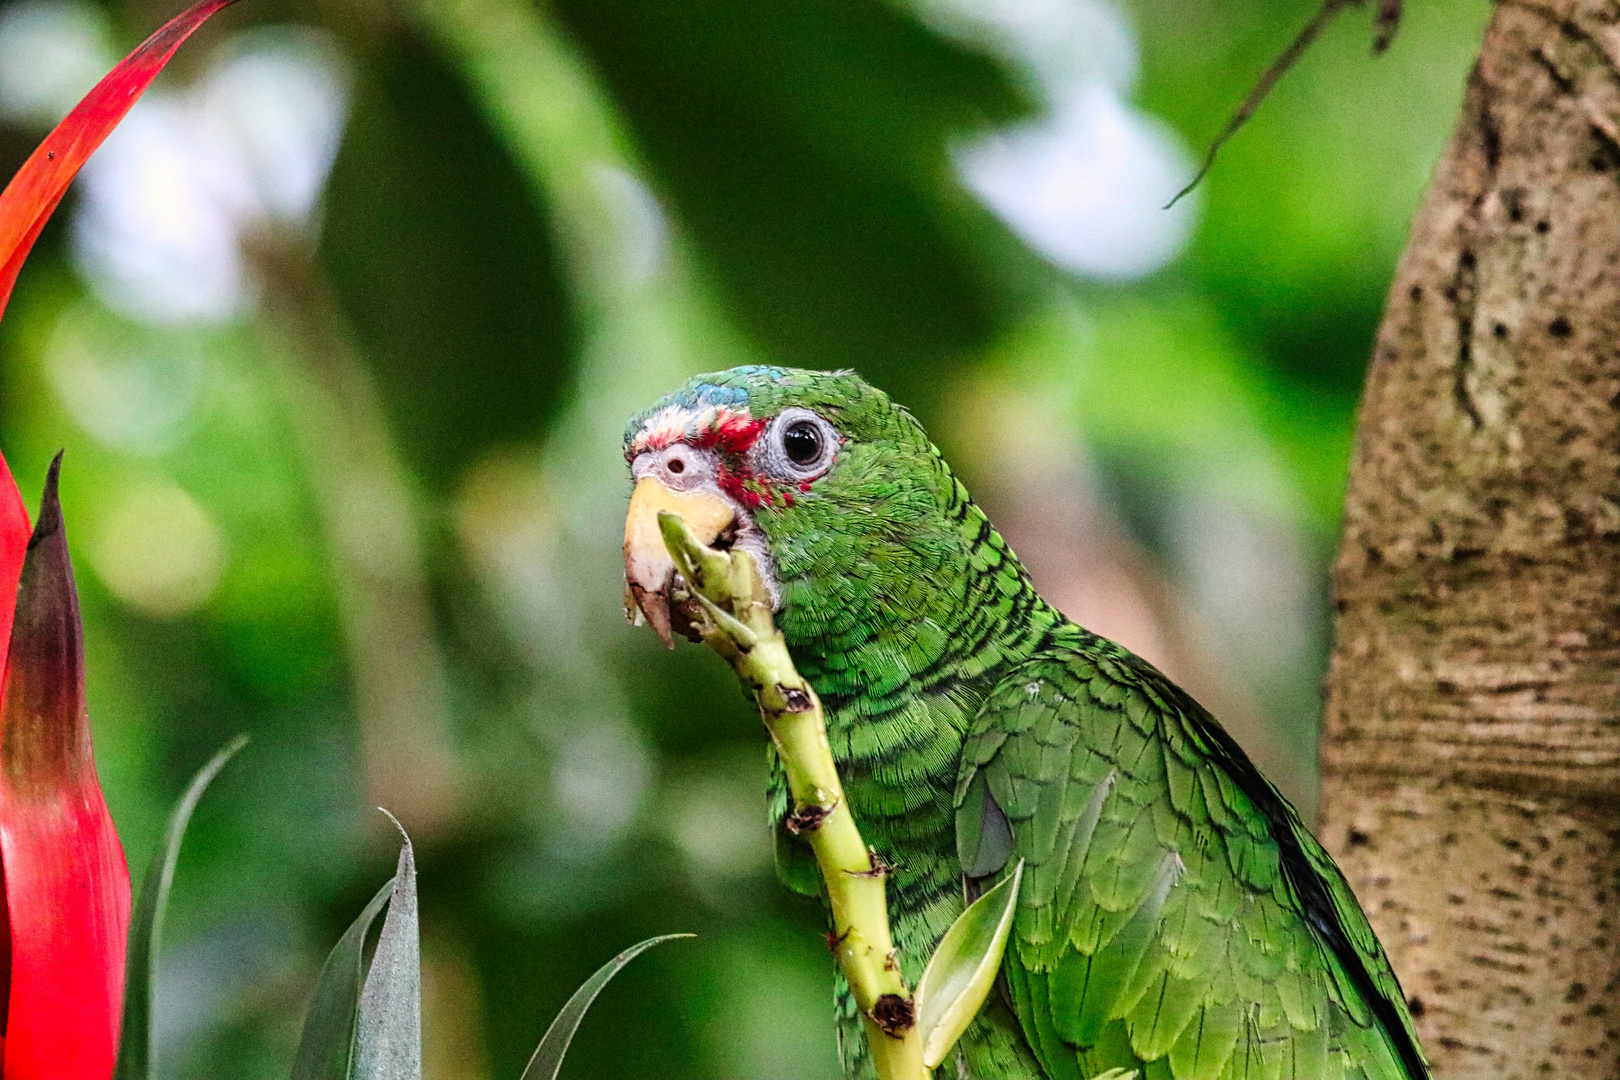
[[1373, 0, 1404, 54], [1168, 0, 1377, 208]]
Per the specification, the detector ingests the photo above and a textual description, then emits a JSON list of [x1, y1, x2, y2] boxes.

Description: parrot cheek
[[623, 475, 742, 648]]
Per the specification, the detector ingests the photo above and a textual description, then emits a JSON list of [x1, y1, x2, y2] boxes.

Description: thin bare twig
[[1373, 0, 1404, 54], [1168, 0, 1372, 208]]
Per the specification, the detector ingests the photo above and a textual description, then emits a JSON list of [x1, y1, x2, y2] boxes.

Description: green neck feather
[[767, 441, 1070, 731]]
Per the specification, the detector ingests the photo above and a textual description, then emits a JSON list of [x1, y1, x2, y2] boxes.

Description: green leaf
[[114, 735, 248, 1080], [518, 934, 693, 1080], [916, 860, 1024, 1070], [353, 821, 421, 1080], [290, 880, 392, 1080]]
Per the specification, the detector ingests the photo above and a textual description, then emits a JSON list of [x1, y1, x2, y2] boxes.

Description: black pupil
[[782, 422, 822, 466]]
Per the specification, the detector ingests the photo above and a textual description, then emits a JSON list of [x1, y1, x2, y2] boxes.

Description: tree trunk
[[1321, 1, 1620, 1077]]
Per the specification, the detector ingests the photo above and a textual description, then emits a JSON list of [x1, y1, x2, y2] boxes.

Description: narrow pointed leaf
[[353, 824, 420, 1080], [518, 934, 692, 1080], [114, 735, 248, 1080], [0, 455, 130, 1080], [917, 860, 1025, 1070], [291, 880, 393, 1080], [0, 0, 239, 322]]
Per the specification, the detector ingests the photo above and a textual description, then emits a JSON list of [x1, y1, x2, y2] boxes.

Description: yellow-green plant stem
[[659, 512, 927, 1080]]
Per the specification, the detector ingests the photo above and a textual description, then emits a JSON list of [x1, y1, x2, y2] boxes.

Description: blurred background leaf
[[0, 0, 1490, 1074], [117, 734, 247, 1080]]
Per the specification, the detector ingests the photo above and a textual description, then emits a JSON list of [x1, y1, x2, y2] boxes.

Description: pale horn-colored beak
[[624, 477, 736, 648]]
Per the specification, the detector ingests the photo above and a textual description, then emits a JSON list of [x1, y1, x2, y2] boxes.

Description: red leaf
[[0, 0, 240, 324], [0, 453, 25, 1062], [0, 457, 30, 692], [0, 458, 129, 1080]]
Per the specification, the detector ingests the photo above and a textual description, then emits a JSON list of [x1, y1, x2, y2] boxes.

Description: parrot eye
[[782, 422, 821, 465], [759, 407, 838, 482]]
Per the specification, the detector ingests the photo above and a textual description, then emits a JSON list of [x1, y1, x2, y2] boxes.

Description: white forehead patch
[[628, 403, 757, 457]]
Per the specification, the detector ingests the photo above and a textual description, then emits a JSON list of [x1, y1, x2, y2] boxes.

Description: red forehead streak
[[691, 412, 766, 456], [628, 405, 765, 459], [634, 429, 674, 455]]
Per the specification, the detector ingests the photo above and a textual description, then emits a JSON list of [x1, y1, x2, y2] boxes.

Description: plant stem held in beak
[[654, 511, 928, 1080]]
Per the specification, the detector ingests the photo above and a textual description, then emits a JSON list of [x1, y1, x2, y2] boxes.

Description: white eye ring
[[758, 407, 838, 481]]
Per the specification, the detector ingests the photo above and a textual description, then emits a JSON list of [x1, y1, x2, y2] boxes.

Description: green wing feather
[[955, 647, 1429, 1080]]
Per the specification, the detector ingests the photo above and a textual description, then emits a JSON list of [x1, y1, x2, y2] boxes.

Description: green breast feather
[[955, 644, 1427, 1080]]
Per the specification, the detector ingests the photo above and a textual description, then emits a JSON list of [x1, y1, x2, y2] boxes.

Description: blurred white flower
[[193, 28, 352, 225], [0, 0, 114, 125], [70, 24, 351, 325], [958, 85, 1196, 280], [926, 0, 1197, 280], [72, 96, 250, 322], [920, 0, 1137, 98]]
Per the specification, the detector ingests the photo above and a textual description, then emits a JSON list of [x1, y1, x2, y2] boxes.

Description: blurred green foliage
[[0, 0, 1489, 1076], [323, 32, 575, 488], [554, 0, 1035, 397]]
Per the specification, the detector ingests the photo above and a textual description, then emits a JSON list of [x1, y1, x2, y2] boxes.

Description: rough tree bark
[[1321, 1, 1620, 1077]]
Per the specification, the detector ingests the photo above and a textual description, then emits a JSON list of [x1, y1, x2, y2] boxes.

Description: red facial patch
[[631, 404, 819, 510], [717, 466, 787, 510], [691, 411, 767, 457]]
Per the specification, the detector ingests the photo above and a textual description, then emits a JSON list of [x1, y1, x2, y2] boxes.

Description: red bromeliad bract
[[0, 0, 238, 324], [0, 460, 126, 1080], [0, 1, 239, 1076]]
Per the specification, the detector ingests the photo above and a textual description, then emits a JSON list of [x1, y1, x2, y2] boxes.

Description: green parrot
[[622, 366, 1427, 1080]]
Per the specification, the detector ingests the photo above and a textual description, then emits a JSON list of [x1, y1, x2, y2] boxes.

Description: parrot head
[[622, 365, 956, 651]]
